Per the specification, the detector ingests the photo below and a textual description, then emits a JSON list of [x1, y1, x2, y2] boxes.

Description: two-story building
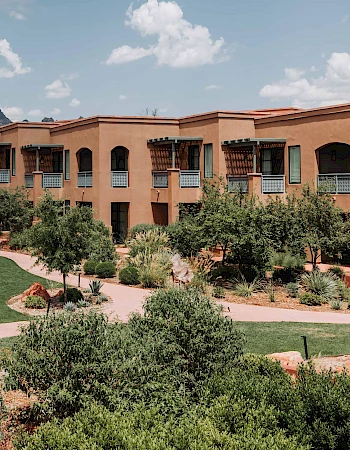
[[1, 103, 350, 240]]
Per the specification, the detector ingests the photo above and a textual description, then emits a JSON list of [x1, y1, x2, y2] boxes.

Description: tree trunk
[[222, 246, 227, 265], [63, 273, 67, 302], [46, 297, 51, 317]]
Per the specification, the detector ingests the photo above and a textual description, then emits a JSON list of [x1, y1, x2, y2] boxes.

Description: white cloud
[[9, 10, 25, 19], [259, 52, 350, 108], [60, 72, 79, 80], [106, 0, 227, 68], [28, 109, 43, 117], [0, 39, 31, 78], [45, 80, 71, 99], [70, 98, 80, 107], [1, 106, 23, 121], [205, 84, 223, 90], [119, 94, 127, 100], [51, 108, 61, 115]]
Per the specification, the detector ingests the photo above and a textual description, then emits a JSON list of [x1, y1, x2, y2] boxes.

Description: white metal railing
[[261, 175, 285, 194], [317, 173, 350, 194], [111, 171, 128, 188], [153, 171, 168, 188], [0, 169, 10, 183], [24, 174, 34, 188], [42, 173, 63, 188], [78, 171, 93, 188], [179, 170, 200, 188], [227, 176, 248, 193]]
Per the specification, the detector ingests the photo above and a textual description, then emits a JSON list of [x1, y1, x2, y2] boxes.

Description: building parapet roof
[[148, 136, 203, 145], [21, 143, 64, 150], [0, 142, 11, 146], [222, 138, 286, 147]]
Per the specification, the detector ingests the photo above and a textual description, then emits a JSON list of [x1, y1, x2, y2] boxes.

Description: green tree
[[295, 184, 348, 268], [0, 187, 33, 234], [24, 192, 114, 304]]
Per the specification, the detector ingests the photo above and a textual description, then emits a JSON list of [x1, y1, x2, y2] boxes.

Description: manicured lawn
[[0, 256, 55, 323], [236, 322, 350, 357]]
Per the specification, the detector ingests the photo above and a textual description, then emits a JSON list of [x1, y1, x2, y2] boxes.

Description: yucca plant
[[64, 301, 76, 312], [300, 270, 339, 301], [89, 280, 104, 296], [233, 276, 261, 298], [330, 300, 343, 310]]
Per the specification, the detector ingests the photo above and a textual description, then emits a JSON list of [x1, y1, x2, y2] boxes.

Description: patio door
[[261, 148, 284, 175], [53, 151, 63, 173], [188, 145, 200, 170], [111, 202, 129, 243]]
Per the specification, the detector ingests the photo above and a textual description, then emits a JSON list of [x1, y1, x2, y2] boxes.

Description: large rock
[[267, 351, 304, 376], [21, 282, 50, 302], [171, 254, 194, 284]]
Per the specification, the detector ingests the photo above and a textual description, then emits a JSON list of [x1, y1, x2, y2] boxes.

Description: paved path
[[2, 251, 350, 338]]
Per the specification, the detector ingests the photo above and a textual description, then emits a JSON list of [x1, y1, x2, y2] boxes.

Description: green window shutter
[[289, 146, 301, 184], [65, 150, 70, 180], [204, 143, 213, 178], [11, 148, 16, 176]]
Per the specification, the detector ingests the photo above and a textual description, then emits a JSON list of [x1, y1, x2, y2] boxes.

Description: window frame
[[11, 148, 16, 176], [288, 145, 301, 184], [204, 143, 213, 178], [65, 150, 70, 180]]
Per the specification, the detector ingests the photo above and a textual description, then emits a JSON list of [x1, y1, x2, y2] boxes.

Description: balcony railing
[[42, 173, 63, 188], [0, 169, 10, 183], [153, 171, 168, 188], [227, 176, 248, 193], [78, 171, 93, 188], [24, 174, 34, 188], [179, 170, 200, 188], [261, 175, 285, 194], [318, 173, 350, 194], [111, 171, 128, 188]]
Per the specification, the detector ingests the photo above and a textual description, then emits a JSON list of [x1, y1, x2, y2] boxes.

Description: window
[[65, 150, 70, 180], [204, 144, 213, 178], [289, 146, 301, 184], [64, 200, 70, 214], [53, 151, 63, 173], [188, 145, 200, 170], [11, 148, 16, 176], [261, 148, 272, 175]]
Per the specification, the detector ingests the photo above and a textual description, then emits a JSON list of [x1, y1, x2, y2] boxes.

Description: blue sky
[[1, 0, 350, 121]]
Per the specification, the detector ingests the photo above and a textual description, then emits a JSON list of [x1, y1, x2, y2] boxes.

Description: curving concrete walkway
[[2, 251, 350, 338]]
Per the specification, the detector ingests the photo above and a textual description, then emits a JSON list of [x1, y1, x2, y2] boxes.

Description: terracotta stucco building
[[1, 103, 350, 240]]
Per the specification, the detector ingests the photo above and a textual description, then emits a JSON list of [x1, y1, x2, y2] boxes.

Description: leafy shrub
[[337, 281, 350, 302], [264, 280, 275, 302], [272, 267, 299, 284], [8, 232, 27, 250], [299, 292, 322, 306], [129, 223, 161, 239], [301, 270, 339, 301], [212, 285, 225, 298], [24, 295, 46, 309], [271, 251, 305, 270], [327, 265, 345, 280], [60, 288, 83, 303], [330, 299, 343, 310], [286, 282, 299, 297], [95, 261, 116, 278], [99, 294, 108, 302], [188, 273, 208, 293], [119, 266, 140, 285], [210, 264, 239, 281], [76, 300, 90, 308], [234, 277, 260, 298], [131, 250, 171, 288], [83, 259, 98, 275], [63, 301, 76, 312], [89, 279, 103, 295]]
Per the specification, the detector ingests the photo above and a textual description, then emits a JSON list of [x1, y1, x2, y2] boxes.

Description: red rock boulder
[[21, 282, 50, 303], [267, 351, 304, 376]]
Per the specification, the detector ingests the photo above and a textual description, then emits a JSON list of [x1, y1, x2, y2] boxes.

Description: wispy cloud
[[45, 80, 71, 99], [0, 105, 23, 121], [0, 39, 31, 78], [9, 9, 26, 19], [70, 98, 80, 107], [119, 94, 127, 100], [205, 84, 223, 90]]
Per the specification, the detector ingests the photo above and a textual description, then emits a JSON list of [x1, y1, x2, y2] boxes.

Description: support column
[[171, 142, 176, 169], [247, 172, 262, 198], [167, 168, 180, 223], [252, 144, 257, 174], [35, 148, 39, 172]]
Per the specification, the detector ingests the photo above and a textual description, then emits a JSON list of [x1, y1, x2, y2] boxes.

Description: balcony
[[78, 171, 93, 188], [153, 171, 168, 188], [0, 169, 10, 183], [24, 174, 34, 188], [227, 176, 248, 193], [42, 173, 63, 188], [318, 173, 350, 194], [179, 170, 200, 188], [261, 175, 285, 194], [111, 171, 128, 188]]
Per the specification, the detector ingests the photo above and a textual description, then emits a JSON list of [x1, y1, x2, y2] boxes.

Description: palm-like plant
[[89, 280, 104, 296], [300, 270, 339, 301], [234, 276, 261, 298]]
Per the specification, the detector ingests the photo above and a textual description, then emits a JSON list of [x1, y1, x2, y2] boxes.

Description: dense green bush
[[299, 292, 322, 306], [166, 220, 203, 257], [60, 288, 83, 303], [212, 285, 225, 298], [95, 261, 116, 278], [83, 259, 98, 275], [210, 264, 239, 281], [327, 265, 345, 280], [9, 232, 28, 250], [129, 223, 161, 239], [286, 282, 299, 298], [24, 295, 46, 309], [118, 266, 140, 285]]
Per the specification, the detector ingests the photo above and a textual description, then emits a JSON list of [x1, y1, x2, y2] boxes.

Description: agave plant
[[300, 270, 339, 301], [64, 301, 76, 312], [233, 276, 261, 298], [89, 280, 104, 296]]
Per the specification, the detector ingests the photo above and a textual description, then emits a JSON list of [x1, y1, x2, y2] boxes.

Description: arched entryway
[[77, 148, 93, 187], [316, 142, 350, 194], [111, 146, 129, 187]]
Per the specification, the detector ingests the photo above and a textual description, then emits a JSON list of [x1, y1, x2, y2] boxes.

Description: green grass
[[236, 322, 350, 357], [0, 256, 57, 324]]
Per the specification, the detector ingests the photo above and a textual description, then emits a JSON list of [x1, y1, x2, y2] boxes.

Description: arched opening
[[77, 148, 92, 172], [111, 146, 128, 171], [317, 142, 350, 174]]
